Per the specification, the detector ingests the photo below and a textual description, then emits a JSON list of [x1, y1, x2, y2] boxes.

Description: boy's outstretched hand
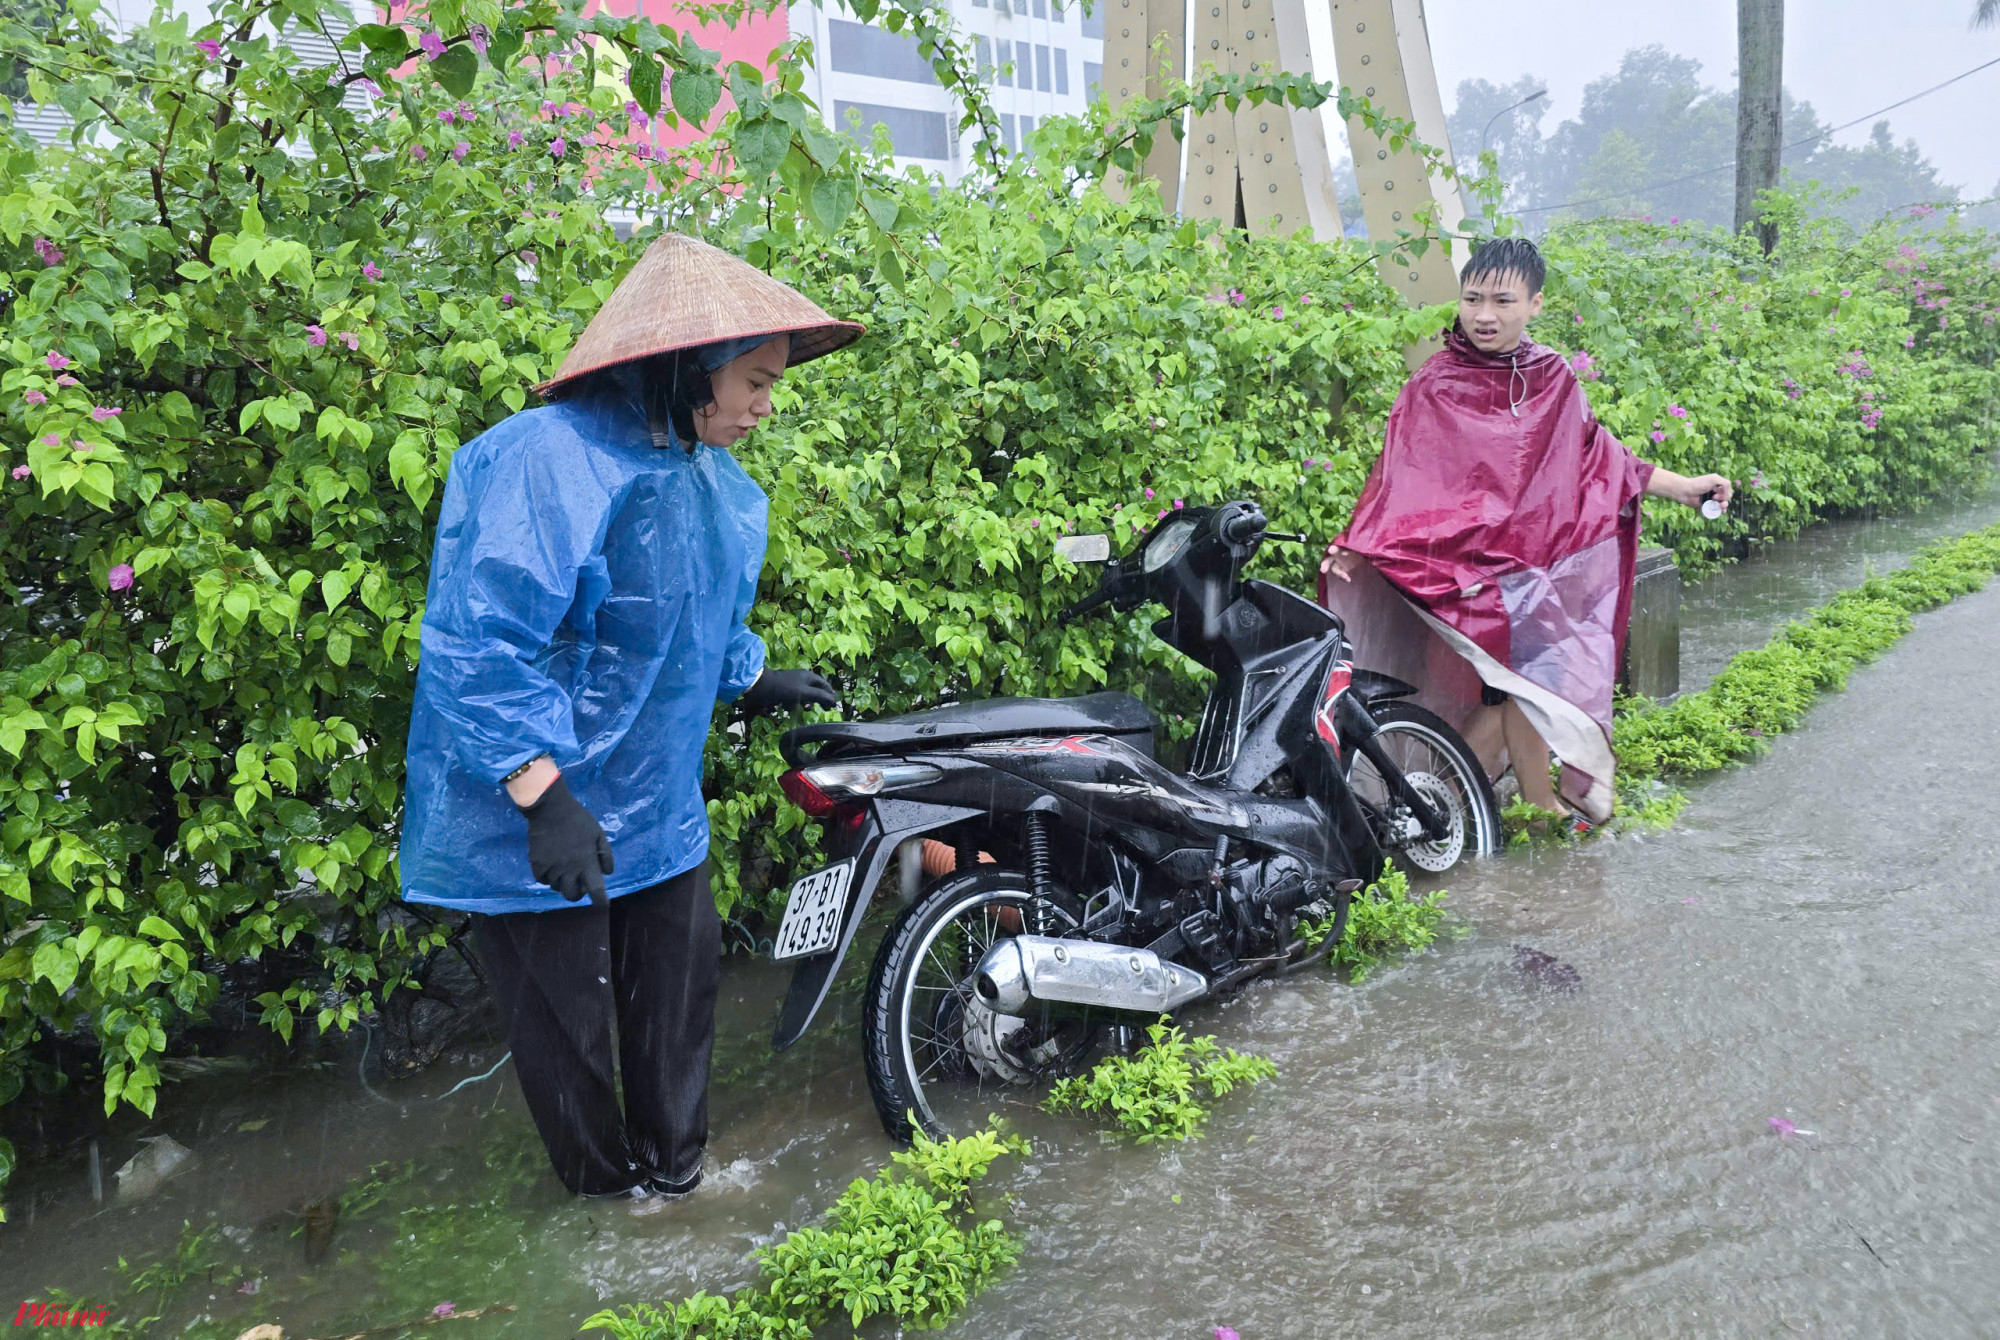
[[1645, 469, 1734, 511], [1320, 543, 1364, 583]]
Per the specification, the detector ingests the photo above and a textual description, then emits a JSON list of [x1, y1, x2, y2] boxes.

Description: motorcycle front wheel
[[863, 869, 1104, 1141], [1346, 701, 1503, 874]]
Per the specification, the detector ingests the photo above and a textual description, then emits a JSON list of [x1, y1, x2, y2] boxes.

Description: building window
[[1053, 47, 1068, 95], [1081, 3, 1103, 38], [829, 20, 939, 85], [1085, 60, 1102, 101], [1035, 43, 1052, 92], [835, 101, 952, 159], [975, 35, 992, 78], [1032, 0, 1047, 16], [1020, 114, 1035, 142], [999, 113, 1017, 150], [1019, 45, 1034, 89]]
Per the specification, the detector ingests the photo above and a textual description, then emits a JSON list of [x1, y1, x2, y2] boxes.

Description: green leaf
[[630, 53, 662, 116], [671, 66, 723, 126], [32, 941, 78, 995], [432, 44, 478, 98], [732, 115, 790, 180]]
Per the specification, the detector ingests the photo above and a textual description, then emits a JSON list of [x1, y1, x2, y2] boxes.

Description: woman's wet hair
[[647, 350, 715, 446], [1460, 237, 1545, 296]]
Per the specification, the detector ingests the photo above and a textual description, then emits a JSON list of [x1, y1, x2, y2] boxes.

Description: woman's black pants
[[472, 862, 719, 1197]]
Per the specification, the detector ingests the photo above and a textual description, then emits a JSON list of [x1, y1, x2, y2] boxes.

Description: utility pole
[[1734, 0, 1784, 252]]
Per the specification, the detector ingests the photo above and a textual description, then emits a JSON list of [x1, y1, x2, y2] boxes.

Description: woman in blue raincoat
[[399, 234, 862, 1198]]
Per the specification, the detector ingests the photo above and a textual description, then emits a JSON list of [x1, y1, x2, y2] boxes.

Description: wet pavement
[[6, 513, 2000, 1338]]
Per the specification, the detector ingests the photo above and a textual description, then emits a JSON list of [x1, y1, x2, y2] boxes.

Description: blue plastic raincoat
[[398, 364, 768, 913]]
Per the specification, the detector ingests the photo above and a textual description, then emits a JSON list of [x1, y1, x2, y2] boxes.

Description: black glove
[[519, 775, 614, 907], [737, 667, 839, 717]]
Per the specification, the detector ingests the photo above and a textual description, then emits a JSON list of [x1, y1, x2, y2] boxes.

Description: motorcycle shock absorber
[[1024, 811, 1055, 935]]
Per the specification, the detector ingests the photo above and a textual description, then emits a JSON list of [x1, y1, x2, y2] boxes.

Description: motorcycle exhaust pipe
[[974, 936, 1209, 1016]]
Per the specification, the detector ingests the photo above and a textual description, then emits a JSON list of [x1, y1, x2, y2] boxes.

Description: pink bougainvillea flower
[[1029, 518, 1040, 528], [90, 405, 121, 421], [452, 140, 470, 160], [1144, 487, 1155, 499], [1226, 288, 1245, 307], [1173, 499, 1184, 509], [362, 260, 382, 280], [1649, 429, 1666, 444], [500, 292, 514, 306], [1768, 1116, 1814, 1138], [340, 332, 360, 351], [541, 99, 558, 117], [438, 108, 457, 124], [360, 78, 383, 98], [306, 324, 328, 347], [40, 433, 60, 448], [33, 237, 64, 266], [432, 1303, 456, 1319], [195, 38, 222, 60], [24, 389, 46, 406], [627, 100, 649, 129], [419, 31, 446, 60], [1667, 403, 1687, 418], [1158, 509, 1169, 519], [1669, 216, 1680, 224], [1216, 1329, 1241, 1340], [468, 24, 489, 55], [10, 465, 30, 480], [1304, 457, 1318, 468], [520, 250, 537, 266], [562, 101, 585, 117], [45, 351, 69, 371], [55, 374, 77, 387], [409, 143, 427, 161], [107, 563, 134, 592], [1270, 305, 1284, 319], [551, 136, 567, 157], [508, 129, 525, 149]]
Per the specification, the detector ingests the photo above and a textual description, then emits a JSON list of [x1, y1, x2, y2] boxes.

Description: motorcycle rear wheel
[[1346, 701, 1503, 873], [863, 869, 1104, 1141]]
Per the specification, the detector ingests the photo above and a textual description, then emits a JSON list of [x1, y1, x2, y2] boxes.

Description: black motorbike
[[768, 500, 1501, 1139]]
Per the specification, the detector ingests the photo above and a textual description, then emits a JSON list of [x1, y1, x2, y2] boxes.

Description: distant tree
[[1444, 74, 1552, 212], [1791, 121, 1962, 228], [1442, 44, 1968, 236]]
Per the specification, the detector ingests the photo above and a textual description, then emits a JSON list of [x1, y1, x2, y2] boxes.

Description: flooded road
[[7, 524, 2000, 1337]]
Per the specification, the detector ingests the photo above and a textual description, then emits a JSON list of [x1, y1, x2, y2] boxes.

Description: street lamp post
[[1480, 88, 1547, 158]]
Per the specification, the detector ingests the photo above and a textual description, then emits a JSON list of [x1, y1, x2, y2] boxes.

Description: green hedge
[[1614, 521, 2000, 782], [1, 0, 1997, 1208]]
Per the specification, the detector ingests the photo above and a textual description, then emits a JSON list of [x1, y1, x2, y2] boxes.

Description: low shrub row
[[1613, 520, 2000, 784], [581, 1127, 1027, 1339]]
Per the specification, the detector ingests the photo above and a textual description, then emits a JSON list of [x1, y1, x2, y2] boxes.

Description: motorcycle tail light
[[779, 769, 841, 818]]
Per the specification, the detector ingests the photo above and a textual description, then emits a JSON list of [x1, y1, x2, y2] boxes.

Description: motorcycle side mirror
[[1053, 534, 1112, 564]]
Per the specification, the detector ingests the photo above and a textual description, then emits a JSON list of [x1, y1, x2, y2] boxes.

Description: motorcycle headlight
[[800, 761, 944, 797]]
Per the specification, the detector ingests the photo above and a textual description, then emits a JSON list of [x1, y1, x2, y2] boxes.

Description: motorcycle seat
[[782, 691, 1159, 763]]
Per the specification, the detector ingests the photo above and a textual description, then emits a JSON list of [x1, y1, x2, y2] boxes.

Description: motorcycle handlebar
[[1057, 586, 1117, 625], [1217, 506, 1267, 547]]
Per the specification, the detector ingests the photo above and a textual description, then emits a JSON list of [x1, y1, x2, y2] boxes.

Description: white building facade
[[788, 0, 1105, 181]]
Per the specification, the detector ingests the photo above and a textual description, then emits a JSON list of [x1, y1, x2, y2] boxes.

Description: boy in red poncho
[[1320, 238, 1731, 826]]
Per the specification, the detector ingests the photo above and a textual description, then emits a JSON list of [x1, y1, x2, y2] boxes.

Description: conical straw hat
[[536, 233, 865, 397]]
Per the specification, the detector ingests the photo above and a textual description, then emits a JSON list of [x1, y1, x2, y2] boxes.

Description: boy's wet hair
[[1460, 237, 1545, 296]]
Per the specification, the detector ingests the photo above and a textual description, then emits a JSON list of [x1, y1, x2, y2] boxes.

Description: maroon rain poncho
[[1318, 325, 1654, 821]]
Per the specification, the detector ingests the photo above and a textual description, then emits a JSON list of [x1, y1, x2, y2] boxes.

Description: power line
[[1509, 53, 2000, 217]]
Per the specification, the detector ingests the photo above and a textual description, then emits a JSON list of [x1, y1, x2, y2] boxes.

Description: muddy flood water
[[6, 490, 2000, 1338]]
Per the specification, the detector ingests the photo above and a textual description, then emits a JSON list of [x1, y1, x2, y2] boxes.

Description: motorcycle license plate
[[772, 860, 855, 962]]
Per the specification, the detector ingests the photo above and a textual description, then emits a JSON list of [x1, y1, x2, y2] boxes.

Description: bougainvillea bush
[[0, 0, 1994, 1206]]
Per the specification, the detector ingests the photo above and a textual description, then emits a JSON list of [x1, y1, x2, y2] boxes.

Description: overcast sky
[[1419, 0, 2000, 196]]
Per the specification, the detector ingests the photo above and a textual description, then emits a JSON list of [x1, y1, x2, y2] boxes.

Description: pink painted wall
[[591, 0, 790, 151]]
